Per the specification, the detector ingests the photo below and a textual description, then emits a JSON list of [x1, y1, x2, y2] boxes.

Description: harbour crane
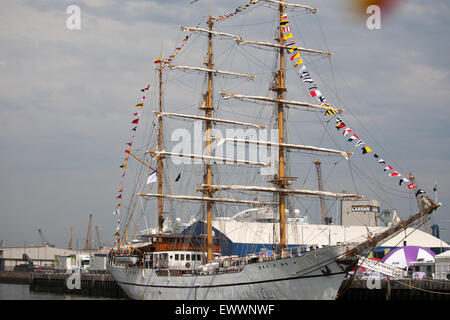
[[68, 226, 73, 250], [95, 225, 103, 249], [83, 214, 93, 251], [37, 228, 51, 246], [314, 160, 330, 224]]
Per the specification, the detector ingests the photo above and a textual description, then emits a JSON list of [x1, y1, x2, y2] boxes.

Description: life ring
[[185, 262, 191, 268], [261, 252, 267, 259]]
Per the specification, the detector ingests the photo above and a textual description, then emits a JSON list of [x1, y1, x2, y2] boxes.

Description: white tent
[[380, 246, 435, 270], [434, 250, 450, 280]]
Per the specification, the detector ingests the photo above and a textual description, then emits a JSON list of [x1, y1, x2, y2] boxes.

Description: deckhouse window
[[175, 254, 179, 261], [180, 254, 184, 261], [186, 254, 190, 261]]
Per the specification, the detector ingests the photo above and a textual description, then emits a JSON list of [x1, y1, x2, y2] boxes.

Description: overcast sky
[[1, 0, 449, 248]]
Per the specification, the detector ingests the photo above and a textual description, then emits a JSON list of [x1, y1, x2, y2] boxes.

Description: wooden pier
[[337, 278, 450, 300], [0, 271, 32, 284], [29, 272, 127, 299]]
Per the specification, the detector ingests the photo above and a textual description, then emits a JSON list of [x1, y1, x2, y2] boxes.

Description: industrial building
[[0, 246, 111, 271], [0, 245, 76, 271]]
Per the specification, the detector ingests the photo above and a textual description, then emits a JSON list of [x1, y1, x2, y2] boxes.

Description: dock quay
[[0, 271, 127, 299], [29, 272, 127, 299], [337, 278, 450, 300], [0, 271, 32, 284]]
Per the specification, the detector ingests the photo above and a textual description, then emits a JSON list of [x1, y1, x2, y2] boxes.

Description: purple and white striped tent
[[380, 246, 435, 269]]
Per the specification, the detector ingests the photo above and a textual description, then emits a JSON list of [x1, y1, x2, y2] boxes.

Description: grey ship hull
[[108, 245, 351, 300]]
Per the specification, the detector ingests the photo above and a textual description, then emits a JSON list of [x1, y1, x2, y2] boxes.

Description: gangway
[[357, 256, 408, 279]]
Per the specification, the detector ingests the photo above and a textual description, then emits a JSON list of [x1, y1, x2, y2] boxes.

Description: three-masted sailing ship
[[107, 0, 440, 300]]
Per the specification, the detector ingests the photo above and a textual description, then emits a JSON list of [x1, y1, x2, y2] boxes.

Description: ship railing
[[257, 245, 311, 262]]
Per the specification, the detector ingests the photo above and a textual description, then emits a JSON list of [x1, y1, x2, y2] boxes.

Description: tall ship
[[106, 0, 441, 300]]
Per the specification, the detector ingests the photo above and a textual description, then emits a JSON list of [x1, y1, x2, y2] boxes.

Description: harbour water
[[0, 283, 114, 300]]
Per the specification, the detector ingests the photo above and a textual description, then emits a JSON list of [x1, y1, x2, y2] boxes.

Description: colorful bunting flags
[[362, 146, 372, 155], [141, 84, 150, 92], [348, 134, 359, 142], [291, 51, 300, 61], [280, 6, 415, 191], [157, 22, 200, 68], [282, 25, 291, 34], [416, 189, 425, 196], [283, 33, 293, 40], [211, 1, 255, 23], [343, 128, 352, 136], [112, 81, 153, 242], [336, 122, 345, 130]]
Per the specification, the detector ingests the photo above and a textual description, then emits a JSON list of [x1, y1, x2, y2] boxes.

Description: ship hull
[[108, 245, 350, 300]]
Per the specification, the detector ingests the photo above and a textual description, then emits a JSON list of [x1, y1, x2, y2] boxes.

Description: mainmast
[[204, 16, 215, 261], [157, 61, 164, 233], [271, 3, 288, 253]]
